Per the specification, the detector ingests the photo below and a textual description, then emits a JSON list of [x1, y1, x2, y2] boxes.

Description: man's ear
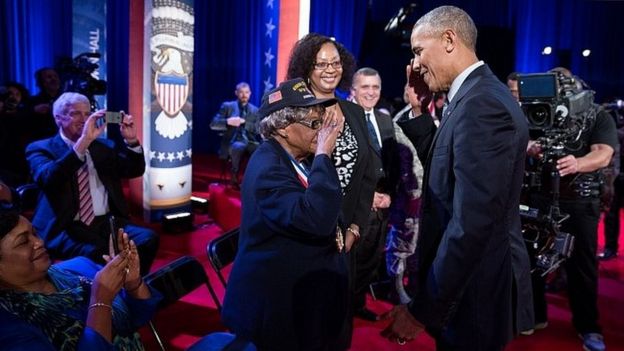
[[442, 29, 456, 53]]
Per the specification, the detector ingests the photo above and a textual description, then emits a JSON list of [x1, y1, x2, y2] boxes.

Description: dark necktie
[[442, 98, 450, 120], [365, 112, 381, 152]]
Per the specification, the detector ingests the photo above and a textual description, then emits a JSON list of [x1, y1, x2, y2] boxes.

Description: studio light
[[542, 46, 552, 55], [162, 211, 194, 233], [190, 195, 209, 213], [582, 49, 591, 57]]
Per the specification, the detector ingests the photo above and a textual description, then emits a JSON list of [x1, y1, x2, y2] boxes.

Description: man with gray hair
[[26, 92, 159, 275], [381, 6, 532, 350]]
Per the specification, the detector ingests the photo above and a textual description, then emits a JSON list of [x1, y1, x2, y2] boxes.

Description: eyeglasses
[[313, 61, 342, 70], [296, 119, 323, 130]]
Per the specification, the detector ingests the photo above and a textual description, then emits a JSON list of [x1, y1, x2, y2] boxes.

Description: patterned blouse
[[332, 121, 359, 194]]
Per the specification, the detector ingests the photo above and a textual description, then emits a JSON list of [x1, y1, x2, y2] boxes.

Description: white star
[[264, 47, 275, 67], [267, 0, 274, 9], [176, 151, 185, 160], [150, 150, 156, 160], [264, 76, 274, 92], [185, 149, 192, 157], [187, 119, 193, 129], [265, 18, 276, 38], [157, 152, 165, 162], [167, 152, 175, 162]]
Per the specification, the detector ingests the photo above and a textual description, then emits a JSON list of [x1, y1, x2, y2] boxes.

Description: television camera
[[55, 52, 107, 108], [517, 71, 601, 275]]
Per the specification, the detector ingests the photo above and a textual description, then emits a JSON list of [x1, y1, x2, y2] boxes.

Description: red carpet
[[138, 154, 624, 351]]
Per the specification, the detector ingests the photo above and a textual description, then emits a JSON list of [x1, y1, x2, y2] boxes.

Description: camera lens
[[527, 105, 551, 127]]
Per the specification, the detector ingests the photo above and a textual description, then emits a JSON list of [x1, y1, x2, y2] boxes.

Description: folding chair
[[144, 256, 222, 351], [16, 183, 39, 218], [206, 227, 239, 289]]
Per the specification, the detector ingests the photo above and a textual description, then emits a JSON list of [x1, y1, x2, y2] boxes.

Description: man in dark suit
[[381, 6, 532, 350], [350, 67, 398, 321], [210, 82, 260, 187], [26, 92, 159, 275]]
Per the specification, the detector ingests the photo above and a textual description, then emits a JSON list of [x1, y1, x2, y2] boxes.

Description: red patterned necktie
[[77, 163, 95, 225]]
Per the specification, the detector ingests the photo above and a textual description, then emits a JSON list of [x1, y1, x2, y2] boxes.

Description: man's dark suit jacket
[[26, 134, 146, 252], [210, 100, 259, 160], [408, 64, 532, 350]]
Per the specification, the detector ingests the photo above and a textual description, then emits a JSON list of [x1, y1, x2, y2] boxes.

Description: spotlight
[[162, 211, 194, 233], [542, 46, 552, 55], [582, 49, 591, 57]]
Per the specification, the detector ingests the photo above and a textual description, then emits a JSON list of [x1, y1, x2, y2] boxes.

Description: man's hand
[[372, 192, 391, 211], [226, 116, 246, 127], [120, 112, 139, 144], [74, 110, 106, 155], [556, 155, 580, 176], [380, 304, 425, 345]]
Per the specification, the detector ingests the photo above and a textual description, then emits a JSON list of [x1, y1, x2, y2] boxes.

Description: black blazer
[[26, 134, 146, 249], [408, 64, 532, 349], [337, 99, 377, 230]]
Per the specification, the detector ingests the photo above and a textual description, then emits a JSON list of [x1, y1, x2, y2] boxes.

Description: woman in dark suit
[[222, 78, 347, 351]]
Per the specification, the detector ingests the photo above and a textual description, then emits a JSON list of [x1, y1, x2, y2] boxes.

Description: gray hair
[[53, 92, 90, 125], [259, 105, 325, 139], [352, 67, 381, 88], [414, 6, 477, 51]]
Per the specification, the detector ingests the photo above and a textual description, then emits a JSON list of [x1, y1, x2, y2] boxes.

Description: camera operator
[[600, 101, 624, 260], [525, 68, 617, 351]]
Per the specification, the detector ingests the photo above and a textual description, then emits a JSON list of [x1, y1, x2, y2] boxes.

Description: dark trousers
[[229, 141, 258, 174], [603, 175, 624, 252], [53, 215, 159, 275], [353, 209, 389, 309], [531, 197, 602, 334]]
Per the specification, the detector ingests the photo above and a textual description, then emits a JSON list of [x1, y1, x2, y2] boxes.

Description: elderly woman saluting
[[222, 78, 348, 351]]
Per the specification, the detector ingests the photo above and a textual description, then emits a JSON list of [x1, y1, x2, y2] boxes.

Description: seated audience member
[[28, 67, 62, 141], [0, 82, 32, 186], [222, 78, 348, 350], [0, 209, 161, 350], [26, 92, 159, 275], [210, 82, 260, 188]]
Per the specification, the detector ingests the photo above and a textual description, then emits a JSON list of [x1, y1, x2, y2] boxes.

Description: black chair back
[[144, 256, 222, 351], [206, 228, 239, 288]]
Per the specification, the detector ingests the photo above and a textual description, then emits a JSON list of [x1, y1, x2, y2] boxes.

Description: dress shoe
[[355, 307, 379, 321], [598, 248, 618, 261], [520, 321, 548, 336]]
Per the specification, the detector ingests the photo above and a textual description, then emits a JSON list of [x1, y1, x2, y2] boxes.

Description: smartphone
[[105, 111, 123, 124], [109, 216, 120, 255]]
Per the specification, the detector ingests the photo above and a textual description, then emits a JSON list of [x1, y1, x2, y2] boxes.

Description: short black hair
[[507, 72, 519, 82]]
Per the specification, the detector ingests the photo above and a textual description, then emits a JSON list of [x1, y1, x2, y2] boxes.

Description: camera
[[519, 73, 594, 133], [55, 52, 107, 107], [517, 71, 602, 275], [520, 204, 575, 276]]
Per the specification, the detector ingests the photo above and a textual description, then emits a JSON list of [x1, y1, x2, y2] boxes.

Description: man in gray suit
[[210, 82, 260, 187]]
